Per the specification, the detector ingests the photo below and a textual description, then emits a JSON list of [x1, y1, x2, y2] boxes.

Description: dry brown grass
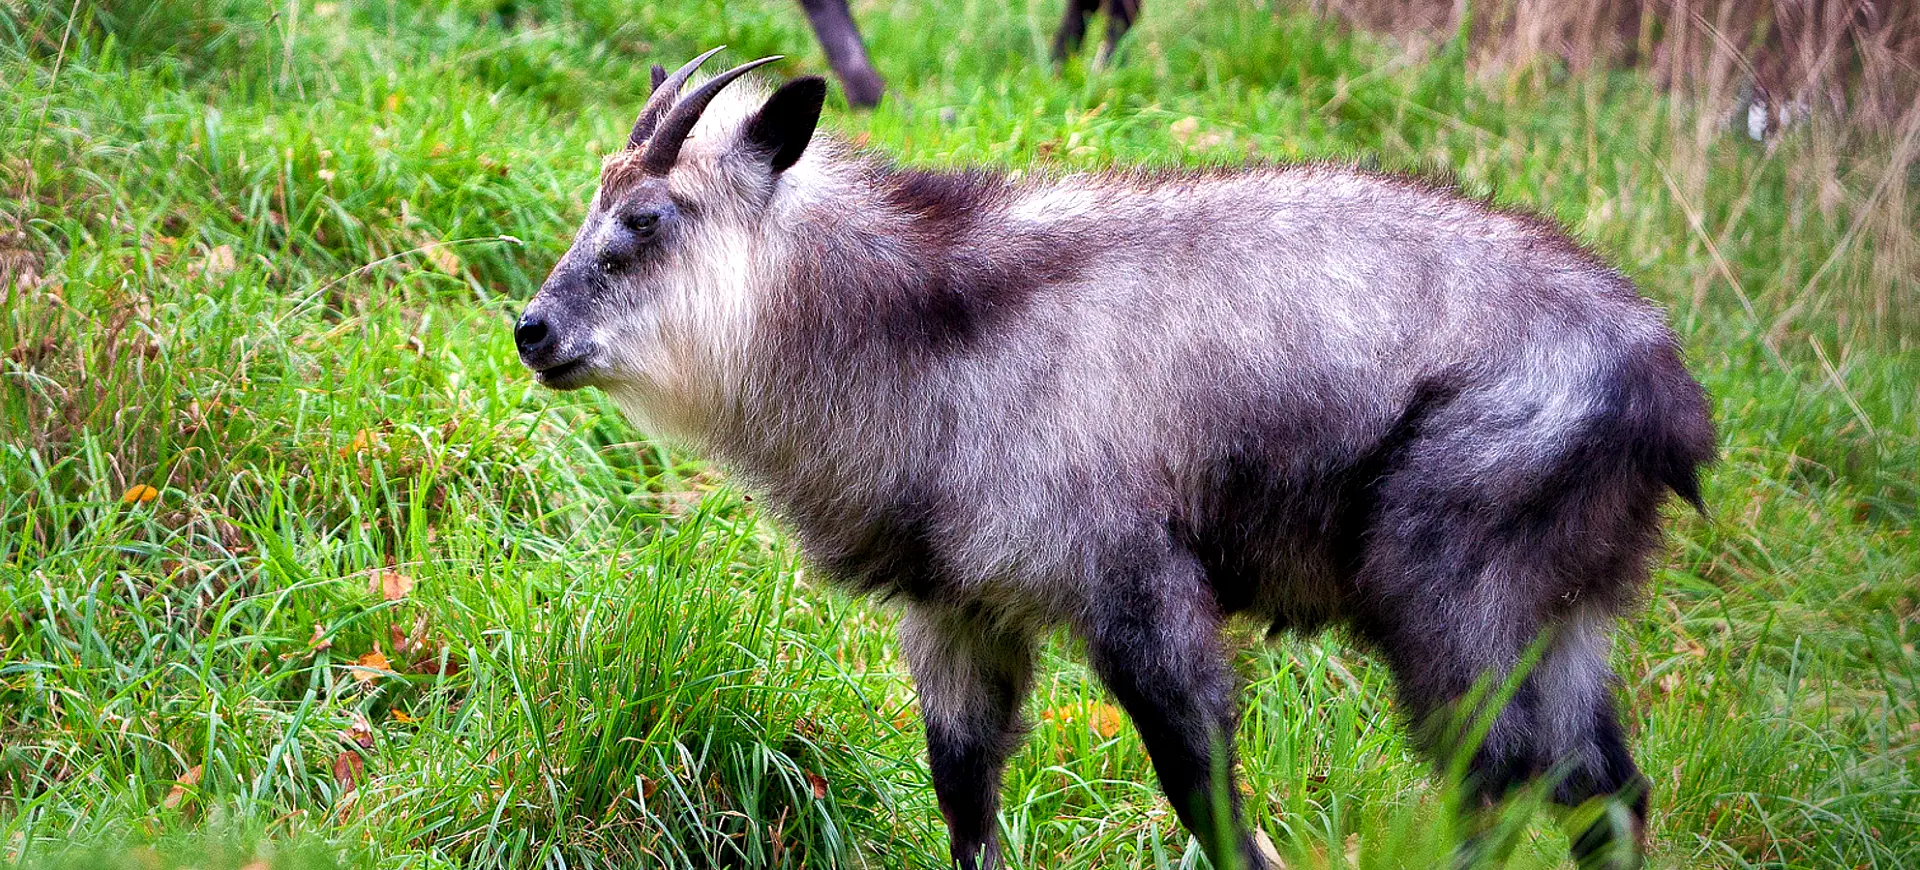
[[1307, 0, 1918, 344], [1312, 0, 1919, 128]]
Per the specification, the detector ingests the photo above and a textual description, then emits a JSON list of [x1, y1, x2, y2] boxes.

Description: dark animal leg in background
[[1052, 0, 1101, 61], [798, 0, 885, 107], [1095, 0, 1139, 66], [902, 608, 1035, 870], [1082, 550, 1270, 870]]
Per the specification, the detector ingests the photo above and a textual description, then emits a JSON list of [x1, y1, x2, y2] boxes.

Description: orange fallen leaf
[[1040, 701, 1127, 739], [162, 764, 202, 809], [348, 650, 390, 683], [390, 708, 417, 724], [372, 568, 414, 601], [122, 484, 159, 504]]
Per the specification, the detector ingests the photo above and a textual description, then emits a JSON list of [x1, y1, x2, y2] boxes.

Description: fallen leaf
[[203, 245, 236, 277], [1040, 701, 1126, 739], [806, 770, 828, 800], [122, 484, 159, 504], [349, 650, 390, 683], [162, 764, 202, 809], [340, 428, 382, 457], [390, 708, 417, 724], [409, 645, 462, 677], [372, 568, 413, 601], [308, 623, 332, 653], [342, 712, 375, 749], [331, 750, 363, 791]]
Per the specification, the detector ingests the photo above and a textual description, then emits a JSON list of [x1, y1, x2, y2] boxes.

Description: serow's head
[[514, 48, 826, 397]]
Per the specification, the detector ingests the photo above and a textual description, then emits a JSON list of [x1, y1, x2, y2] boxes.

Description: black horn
[[639, 55, 783, 176], [628, 46, 727, 151]]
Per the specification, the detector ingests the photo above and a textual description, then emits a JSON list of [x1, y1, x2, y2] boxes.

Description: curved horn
[[627, 46, 727, 151], [639, 55, 783, 176]]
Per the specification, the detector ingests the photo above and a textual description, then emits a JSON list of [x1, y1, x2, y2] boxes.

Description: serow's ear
[[741, 76, 827, 173], [649, 64, 668, 92]]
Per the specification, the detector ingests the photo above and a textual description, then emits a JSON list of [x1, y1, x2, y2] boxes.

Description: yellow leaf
[[121, 484, 159, 504], [349, 650, 390, 683], [390, 708, 417, 724], [340, 428, 381, 457]]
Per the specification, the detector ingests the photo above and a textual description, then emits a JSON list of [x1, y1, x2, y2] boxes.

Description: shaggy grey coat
[[514, 51, 1715, 870]]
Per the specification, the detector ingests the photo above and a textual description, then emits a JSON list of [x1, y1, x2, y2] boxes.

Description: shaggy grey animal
[[514, 49, 1714, 870]]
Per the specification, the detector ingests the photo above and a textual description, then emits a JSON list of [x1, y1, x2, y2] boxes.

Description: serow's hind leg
[[1540, 619, 1649, 870], [1367, 592, 1649, 870]]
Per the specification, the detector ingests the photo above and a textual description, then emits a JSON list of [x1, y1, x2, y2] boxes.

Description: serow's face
[[514, 178, 682, 391], [511, 48, 825, 396]]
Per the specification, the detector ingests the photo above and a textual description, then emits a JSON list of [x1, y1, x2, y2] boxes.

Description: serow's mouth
[[533, 356, 595, 391]]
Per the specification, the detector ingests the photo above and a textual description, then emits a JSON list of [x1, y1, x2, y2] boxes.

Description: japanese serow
[[514, 49, 1714, 870]]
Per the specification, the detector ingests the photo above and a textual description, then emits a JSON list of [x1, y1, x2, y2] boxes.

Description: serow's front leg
[[901, 607, 1035, 870], [1082, 552, 1272, 870]]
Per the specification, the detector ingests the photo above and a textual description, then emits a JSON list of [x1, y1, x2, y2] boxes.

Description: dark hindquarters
[[1098, 0, 1141, 64], [1051, 0, 1102, 61], [901, 607, 1036, 870], [1051, 0, 1141, 63], [798, 0, 886, 107], [1080, 541, 1272, 869], [1350, 348, 1710, 869]]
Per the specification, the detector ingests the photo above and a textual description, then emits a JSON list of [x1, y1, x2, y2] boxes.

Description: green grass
[[2, 0, 1916, 868]]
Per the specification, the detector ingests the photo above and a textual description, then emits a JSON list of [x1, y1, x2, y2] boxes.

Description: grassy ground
[[2, 1, 1916, 868]]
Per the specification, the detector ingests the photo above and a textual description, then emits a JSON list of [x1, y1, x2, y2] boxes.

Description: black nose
[[514, 312, 553, 358]]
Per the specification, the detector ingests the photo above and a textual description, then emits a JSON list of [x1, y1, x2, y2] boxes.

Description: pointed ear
[[649, 64, 668, 92], [741, 76, 827, 173]]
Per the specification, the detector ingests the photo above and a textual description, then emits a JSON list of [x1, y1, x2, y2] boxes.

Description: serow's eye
[[621, 211, 660, 240]]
